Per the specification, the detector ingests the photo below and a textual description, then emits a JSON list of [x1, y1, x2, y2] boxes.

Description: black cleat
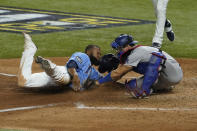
[[166, 31, 175, 41], [165, 19, 175, 41], [35, 56, 43, 64], [35, 56, 51, 70], [152, 42, 161, 49]]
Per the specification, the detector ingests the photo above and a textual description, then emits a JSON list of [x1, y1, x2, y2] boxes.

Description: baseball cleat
[[166, 31, 175, 41], [152, 42, 161, 49], [35, 56, 43, 63], [165, 20, 175, 41], [167, 85, 175, 91], [35, 56, 51, 70]]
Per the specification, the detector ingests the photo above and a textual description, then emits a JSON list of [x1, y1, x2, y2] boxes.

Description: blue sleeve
[[89, 67, 103, 81], [66, 60, 78, 69], [98, 72, 113, 84]]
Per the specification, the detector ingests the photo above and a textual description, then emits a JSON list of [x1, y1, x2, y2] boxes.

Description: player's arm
[[97, 64, 133, 84], [111, 64, 133, 81], [67, 60, 81, 92]]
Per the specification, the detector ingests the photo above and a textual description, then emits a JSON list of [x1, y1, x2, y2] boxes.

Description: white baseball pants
[[152, 0, 169, 45], [18, 34, 71, 88]]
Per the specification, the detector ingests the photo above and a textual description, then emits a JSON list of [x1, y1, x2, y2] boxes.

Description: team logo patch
[[0, 6, 155, 34], [76, 56, 83, 64]]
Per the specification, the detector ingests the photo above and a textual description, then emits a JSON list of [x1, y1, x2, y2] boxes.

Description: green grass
[[0, 0, 196, 58]]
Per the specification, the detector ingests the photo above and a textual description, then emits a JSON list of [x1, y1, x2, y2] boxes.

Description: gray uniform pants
[[136, 59, 183, 90]]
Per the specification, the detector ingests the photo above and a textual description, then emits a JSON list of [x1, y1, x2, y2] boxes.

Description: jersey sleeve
[[125, 49, 142, 67], [66, 52, 92, 86], [66, 60, 78, 69], [67, 56, 84, 69]]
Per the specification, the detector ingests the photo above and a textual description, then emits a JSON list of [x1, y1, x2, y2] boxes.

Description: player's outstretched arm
[[98, 65, 133, 84], [111, 65, 133, 81]]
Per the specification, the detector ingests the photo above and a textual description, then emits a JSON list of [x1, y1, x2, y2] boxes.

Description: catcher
[[97, 34, 183, 98], [18, 33, 102, 91]]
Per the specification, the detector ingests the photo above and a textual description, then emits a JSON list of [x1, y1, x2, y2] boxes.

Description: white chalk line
[[0, 103, 64, 113], [75, 102, 197, 111], [0, 73, 17, 77], [0, 102, 197, 113]]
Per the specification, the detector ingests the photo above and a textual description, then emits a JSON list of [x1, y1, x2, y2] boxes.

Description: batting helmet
[[111, 34, 138, 50]]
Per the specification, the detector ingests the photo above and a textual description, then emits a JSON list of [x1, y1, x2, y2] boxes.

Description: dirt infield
[[0, 57, 197, 131]]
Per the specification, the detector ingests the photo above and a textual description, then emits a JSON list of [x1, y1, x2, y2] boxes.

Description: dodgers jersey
[[67, 52, 102, 86], [125, 46, 177, 74]]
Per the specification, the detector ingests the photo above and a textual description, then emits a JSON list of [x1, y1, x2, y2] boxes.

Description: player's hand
[[95, 81, 100, 86], [71, 85, 81, 92]]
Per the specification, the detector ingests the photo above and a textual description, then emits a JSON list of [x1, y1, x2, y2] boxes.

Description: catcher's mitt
[[98, 54, 120, 73]]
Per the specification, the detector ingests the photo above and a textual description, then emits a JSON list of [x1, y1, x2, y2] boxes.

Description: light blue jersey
[[67, 52, 102, 86]]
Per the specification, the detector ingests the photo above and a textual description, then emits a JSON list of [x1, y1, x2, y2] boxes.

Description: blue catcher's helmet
[[111, 34, 138, 50]]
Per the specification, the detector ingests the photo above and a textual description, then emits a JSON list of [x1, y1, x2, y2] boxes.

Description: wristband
[[98, 72, 113, 84]]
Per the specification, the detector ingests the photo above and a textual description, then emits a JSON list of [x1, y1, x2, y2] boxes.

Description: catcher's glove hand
[[98, 54, 120, 73]]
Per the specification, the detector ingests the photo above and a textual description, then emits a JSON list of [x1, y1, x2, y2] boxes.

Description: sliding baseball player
[[18, 33, 102, 91]]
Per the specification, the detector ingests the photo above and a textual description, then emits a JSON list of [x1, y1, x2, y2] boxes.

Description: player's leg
[[152, 0, 158, 16], [125, 76, 156, 98], [18, 33, 58, 88], [18, 32, 38, 87], [126, 59, 183, 96], [24, 72, 57, 87], [125, 52, 166, 97], [153, 59, 183, 91], [35, 56, 71, 85], [152, 0, 169, 48]]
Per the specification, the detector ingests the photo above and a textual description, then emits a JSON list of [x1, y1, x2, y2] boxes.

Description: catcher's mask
[[111, 34, 138, 50]]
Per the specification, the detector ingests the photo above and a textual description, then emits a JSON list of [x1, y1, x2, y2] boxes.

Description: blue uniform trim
[[98, 72, 112, 84], [133, 62, 149, 74], [66, 60, 78, 69]]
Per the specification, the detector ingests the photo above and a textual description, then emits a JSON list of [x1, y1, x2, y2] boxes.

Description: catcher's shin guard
[[141, 52, 166, 95], [125, 78, 147, 98]]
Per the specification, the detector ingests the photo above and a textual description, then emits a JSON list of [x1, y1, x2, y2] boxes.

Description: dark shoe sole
[[166, 31, 175, 41]]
